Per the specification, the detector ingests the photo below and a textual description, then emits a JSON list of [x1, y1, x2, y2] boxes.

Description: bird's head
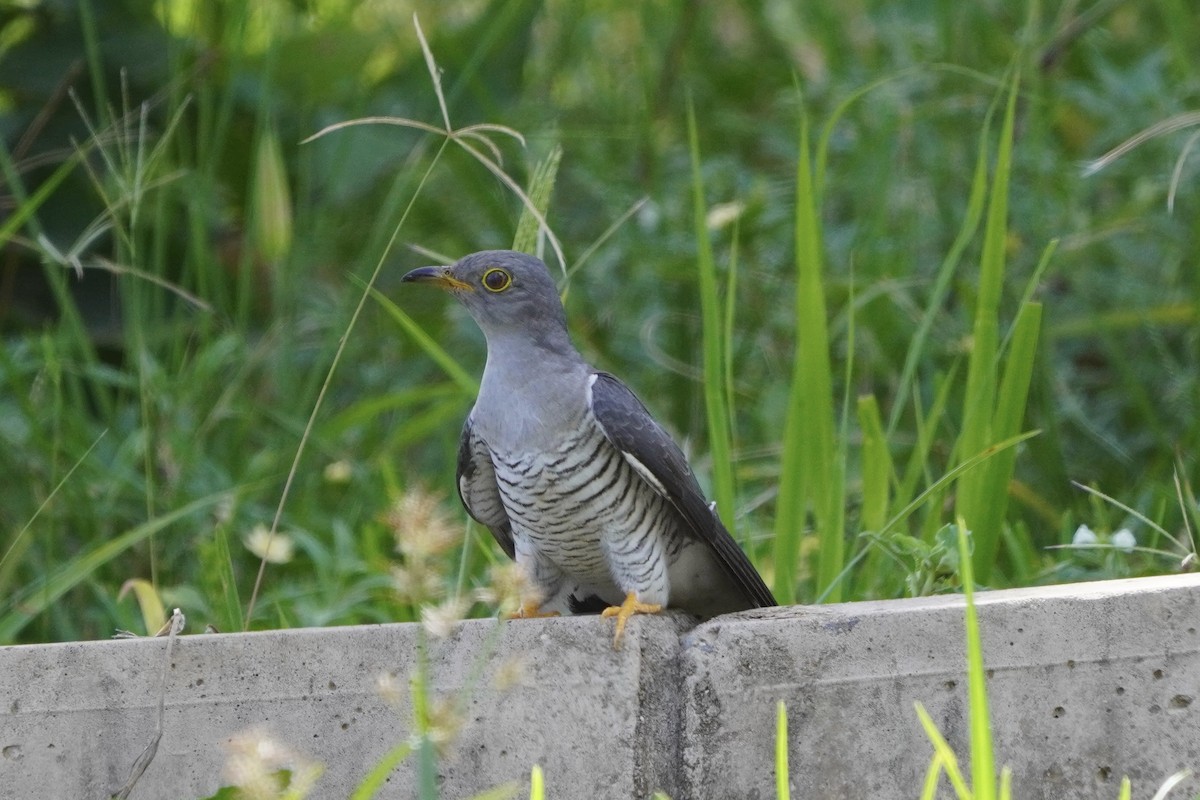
[[401, 250, 570, 349]]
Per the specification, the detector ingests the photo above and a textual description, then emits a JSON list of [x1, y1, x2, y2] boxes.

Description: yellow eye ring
[[482, 268, 512, 293]]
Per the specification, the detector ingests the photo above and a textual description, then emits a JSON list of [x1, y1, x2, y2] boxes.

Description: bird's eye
[[482, 268, 512, 293]]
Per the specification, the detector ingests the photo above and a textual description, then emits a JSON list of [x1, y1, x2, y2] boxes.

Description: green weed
[[0, 0, 1195, 656]]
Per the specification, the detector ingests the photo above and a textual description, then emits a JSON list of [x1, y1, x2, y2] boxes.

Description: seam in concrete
[[631, 613, 691, 799]]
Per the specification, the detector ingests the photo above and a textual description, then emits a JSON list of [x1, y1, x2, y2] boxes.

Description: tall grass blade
[[723, 223, 741, 473], [0, 430, 105, 589], [251, 123, 294, 264], [117, 578, 167, 636], [369, 285, 478, 396], [1069, 480, 1186, 551], [1173, 465, 1200, 559], [0, 140, 109, 418], [954, 68, 1021, 583], [887, 116, 991, 436], [529, 764, 545, 800], [895, 368, 958, 518], [915, 702, 972, 799], [513, 145, 562, 259], [0, 143, 85, 251], [814, 66, 926, 200], [958, 519, 996, 800], [0, 490, 232, 643], [411, 636, 438, 800], [413, 13, 451, 131], [884, 431, 1039, 544], [818, 430, 1038, 604], [920, 753, 945, 800], [77, 0, 109, 127], [854, 394, 893, 593], [973, 302, 1042, 574], [208, 522, 244, 635], [775, 700, 790, 800], [857, 394, 893, 536], [774, 108, 838, 603], [243, 143, 450, 629], [687, 101, 736, 532], [350, 743, 412, 800]]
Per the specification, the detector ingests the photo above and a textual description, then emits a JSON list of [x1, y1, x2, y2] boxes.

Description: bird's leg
[[601, 591, 663, 649], [504, 543, 563, 619], [506, 601, 560, 620]]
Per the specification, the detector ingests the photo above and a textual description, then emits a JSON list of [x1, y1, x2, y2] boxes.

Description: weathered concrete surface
[[680, 573, 1200, 800], [2, 574, 1198, 799], [0, 613, 689, 800]]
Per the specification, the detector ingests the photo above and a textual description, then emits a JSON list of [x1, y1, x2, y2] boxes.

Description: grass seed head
[[385, 486, 461, 560], [475, 561, 540, 617]]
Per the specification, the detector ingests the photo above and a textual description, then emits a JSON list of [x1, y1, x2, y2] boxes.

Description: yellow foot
[[601, 591, 663, 649], [506, 600, 560, 620]]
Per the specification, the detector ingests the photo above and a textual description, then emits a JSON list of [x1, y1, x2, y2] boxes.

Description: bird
[[402, 250, 776, 646]]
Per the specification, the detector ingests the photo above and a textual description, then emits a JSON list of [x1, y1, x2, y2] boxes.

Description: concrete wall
[[1, 573, 1198, 799]]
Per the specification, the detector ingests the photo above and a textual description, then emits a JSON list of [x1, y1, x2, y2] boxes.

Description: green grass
[[772, 103, 842, 604], [193, 516, 1194, 798], [0, 1, 1197, 655], [688, 99, 739, 541], [906, 522, 1193, 800]]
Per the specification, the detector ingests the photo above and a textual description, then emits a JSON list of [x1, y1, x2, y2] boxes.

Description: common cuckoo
[[403, 250, 776, 644]]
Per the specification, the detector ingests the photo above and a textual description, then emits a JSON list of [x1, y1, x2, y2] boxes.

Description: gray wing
[[456, 415, 515, 560], [587, 372, 776, 608]]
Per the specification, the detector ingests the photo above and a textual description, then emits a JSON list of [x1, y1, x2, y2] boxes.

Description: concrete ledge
[[0, 614, 690, 799], [681, 573, 1200, 799], [1, 574, 1198, 799]]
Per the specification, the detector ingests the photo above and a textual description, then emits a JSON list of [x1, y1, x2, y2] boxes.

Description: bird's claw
[[602, 591, 663, 649]]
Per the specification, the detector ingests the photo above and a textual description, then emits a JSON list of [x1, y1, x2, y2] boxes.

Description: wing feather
[[587, 372, 776, 608], [456, 415, 515, 560]]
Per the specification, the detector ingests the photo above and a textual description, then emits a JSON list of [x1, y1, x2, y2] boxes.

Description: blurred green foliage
[[1, 0, 1198, 643]]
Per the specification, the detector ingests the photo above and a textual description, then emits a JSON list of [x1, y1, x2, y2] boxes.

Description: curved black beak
[[401, 265, 472, 291]]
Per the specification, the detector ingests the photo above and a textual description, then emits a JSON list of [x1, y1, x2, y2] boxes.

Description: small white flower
[[427, 695, 462, 750], [324, 460, 353, 484], [474, 562, 540, 618], [376, 672, 404, 708], [706, 200, 745, 230], [421, 596, 469, 639], [1111, 528, 1136, 553], [243, 524, 295, 564], [386, 487, 460, 559], [222, 728, 321, 799], [1072, 524, 1097, 546], [492, 655, 527, 691]]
